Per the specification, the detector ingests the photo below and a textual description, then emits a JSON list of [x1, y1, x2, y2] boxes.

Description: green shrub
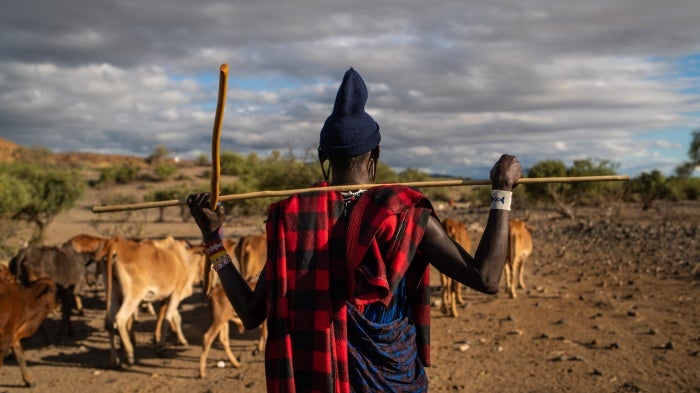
[[624, 170, 673, 209], [143, 183, 198, 222], [567, 159, 621, 206], [255, 152, 322, 191], [0, 172, 32, 219], [220, 180, 273, 216], [195, 153, 211, 166], [153, 162, 178, 179], [143, 183, 194, 203], [220, 150, 262, 177], [97, 163, 142, 185]]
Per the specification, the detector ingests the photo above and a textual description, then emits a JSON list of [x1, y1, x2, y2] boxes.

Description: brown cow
[[96, 236, 202, 367], [8, 242, 94, 340], [233, 234, 266, 283], [145, 236, 207, 346], [0, 265, 57, 387], [440, 218, 472, 317], [199, 235, 268, 378], [504, 218, 534, 299]]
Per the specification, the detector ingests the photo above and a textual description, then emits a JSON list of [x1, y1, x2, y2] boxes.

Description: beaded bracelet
[[206, 239, 231, 271], [490, 190, 512, 211]]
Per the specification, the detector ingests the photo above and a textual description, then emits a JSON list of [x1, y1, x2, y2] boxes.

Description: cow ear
[[35, 279, 56, 300]]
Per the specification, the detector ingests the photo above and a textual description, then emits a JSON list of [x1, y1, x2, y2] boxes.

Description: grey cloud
[[1, 0, 699, 178]]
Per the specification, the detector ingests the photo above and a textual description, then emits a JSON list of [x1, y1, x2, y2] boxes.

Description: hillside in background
[[0, 136, 18, 163], [0, 136, 150, 168]]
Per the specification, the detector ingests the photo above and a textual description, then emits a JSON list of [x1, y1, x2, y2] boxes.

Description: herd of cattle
[[0, 217, 533, 387]]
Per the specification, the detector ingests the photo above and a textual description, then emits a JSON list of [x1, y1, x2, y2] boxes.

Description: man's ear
[[370, 146, 380, 161], [318, 147, 330, 181], [318, 147, 328, 164]]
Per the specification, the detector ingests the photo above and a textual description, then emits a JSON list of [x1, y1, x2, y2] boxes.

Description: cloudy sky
[[2, 0, 699, 179]]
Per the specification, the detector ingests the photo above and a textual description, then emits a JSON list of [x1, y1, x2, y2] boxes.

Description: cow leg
[[0, 338, 11, 367], [504, 264, 513, 294], [154, 301, 168, 345], [127, 314, 136, 347], [105, 308, 120, 367], [220, 323, 241, 367], [115, 297, 142, 366], [74, 294, 84, 316], [170, 309, 188, 346], [199, 322, 219, 378], [508, 260, 518, 299], [161, 296, 188, 347], [59, 286, 78, 339], [449, 289, 458, 318], [440, 274, 450, 315], [454, 281, 465, 305], [145, 301, 157, 316], [255, 321, 268, 355], [107, 325, 120, 367], [231, 315, 245, 335], [11, 342, 33, 387], [517, 258, 527, 290]]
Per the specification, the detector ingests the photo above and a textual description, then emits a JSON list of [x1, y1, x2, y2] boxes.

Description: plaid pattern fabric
[[264, 183, 434, 393], [345, 185, 434, 367]]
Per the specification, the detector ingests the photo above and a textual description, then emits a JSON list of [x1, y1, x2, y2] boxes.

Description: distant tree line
[[1, 132, 698, 258]]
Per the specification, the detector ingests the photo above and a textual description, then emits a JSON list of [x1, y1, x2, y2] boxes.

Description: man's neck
[[330, 172, 370, 186]]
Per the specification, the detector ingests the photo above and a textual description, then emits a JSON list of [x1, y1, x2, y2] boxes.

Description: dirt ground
[[1, 179, 698, 393]]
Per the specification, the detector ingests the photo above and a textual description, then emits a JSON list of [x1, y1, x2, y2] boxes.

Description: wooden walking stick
[[91, 175, 629, 213], [202, 63, 228, 295], [210, 63, 228, 211]]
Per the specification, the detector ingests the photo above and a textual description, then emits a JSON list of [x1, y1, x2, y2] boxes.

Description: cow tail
[[105, 243, 114, 331]]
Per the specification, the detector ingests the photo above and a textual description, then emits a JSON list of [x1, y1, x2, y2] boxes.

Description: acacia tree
[[526, 158, 620, 218], [625, 170, 673, 210], [675, 129, 700, 177], [144, 183, 198, 222], [0, 162, 85, 243], [525, 160, 573, 218], [147, 145, 171, 164]]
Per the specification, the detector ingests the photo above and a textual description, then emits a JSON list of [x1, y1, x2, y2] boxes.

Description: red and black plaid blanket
[[264, 183, 434, 393]]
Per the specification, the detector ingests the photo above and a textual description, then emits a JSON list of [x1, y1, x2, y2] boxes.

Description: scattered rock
[[619, 381, 642, 392]]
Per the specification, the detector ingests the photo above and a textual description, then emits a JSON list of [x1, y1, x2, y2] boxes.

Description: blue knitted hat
[[319, 68, 381, 157]]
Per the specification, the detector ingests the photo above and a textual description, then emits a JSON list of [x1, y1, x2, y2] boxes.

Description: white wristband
[[490, 190, 512, 211]]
